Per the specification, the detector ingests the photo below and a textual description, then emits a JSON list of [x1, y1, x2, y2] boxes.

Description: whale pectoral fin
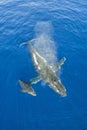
[[53, 57, 66, 72], [28, 76, 42, 85]]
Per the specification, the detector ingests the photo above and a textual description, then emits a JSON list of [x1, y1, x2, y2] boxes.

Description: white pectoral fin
[[29, 76, 42, 85], [19, 38, 36, 48], [53, 57, 66, 72]]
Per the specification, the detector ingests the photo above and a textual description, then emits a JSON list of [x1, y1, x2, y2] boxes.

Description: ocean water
[[0, 0, 87, 130]]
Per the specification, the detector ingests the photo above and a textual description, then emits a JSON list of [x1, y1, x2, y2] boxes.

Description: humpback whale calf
[[19, 40, 66, 97], [19, 79, 36, 96]]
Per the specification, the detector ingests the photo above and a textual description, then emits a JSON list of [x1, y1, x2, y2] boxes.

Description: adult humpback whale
[[19, 40, 66, 96]]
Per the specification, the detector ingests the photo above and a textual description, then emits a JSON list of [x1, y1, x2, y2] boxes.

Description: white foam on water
[[33, 21, 58, 66]]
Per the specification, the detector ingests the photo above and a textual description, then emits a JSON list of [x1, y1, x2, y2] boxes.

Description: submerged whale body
[[19, 40, 67, 97]]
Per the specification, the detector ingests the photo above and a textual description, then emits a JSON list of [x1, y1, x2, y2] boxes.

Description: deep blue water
[[0, 0, 87, 130]]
